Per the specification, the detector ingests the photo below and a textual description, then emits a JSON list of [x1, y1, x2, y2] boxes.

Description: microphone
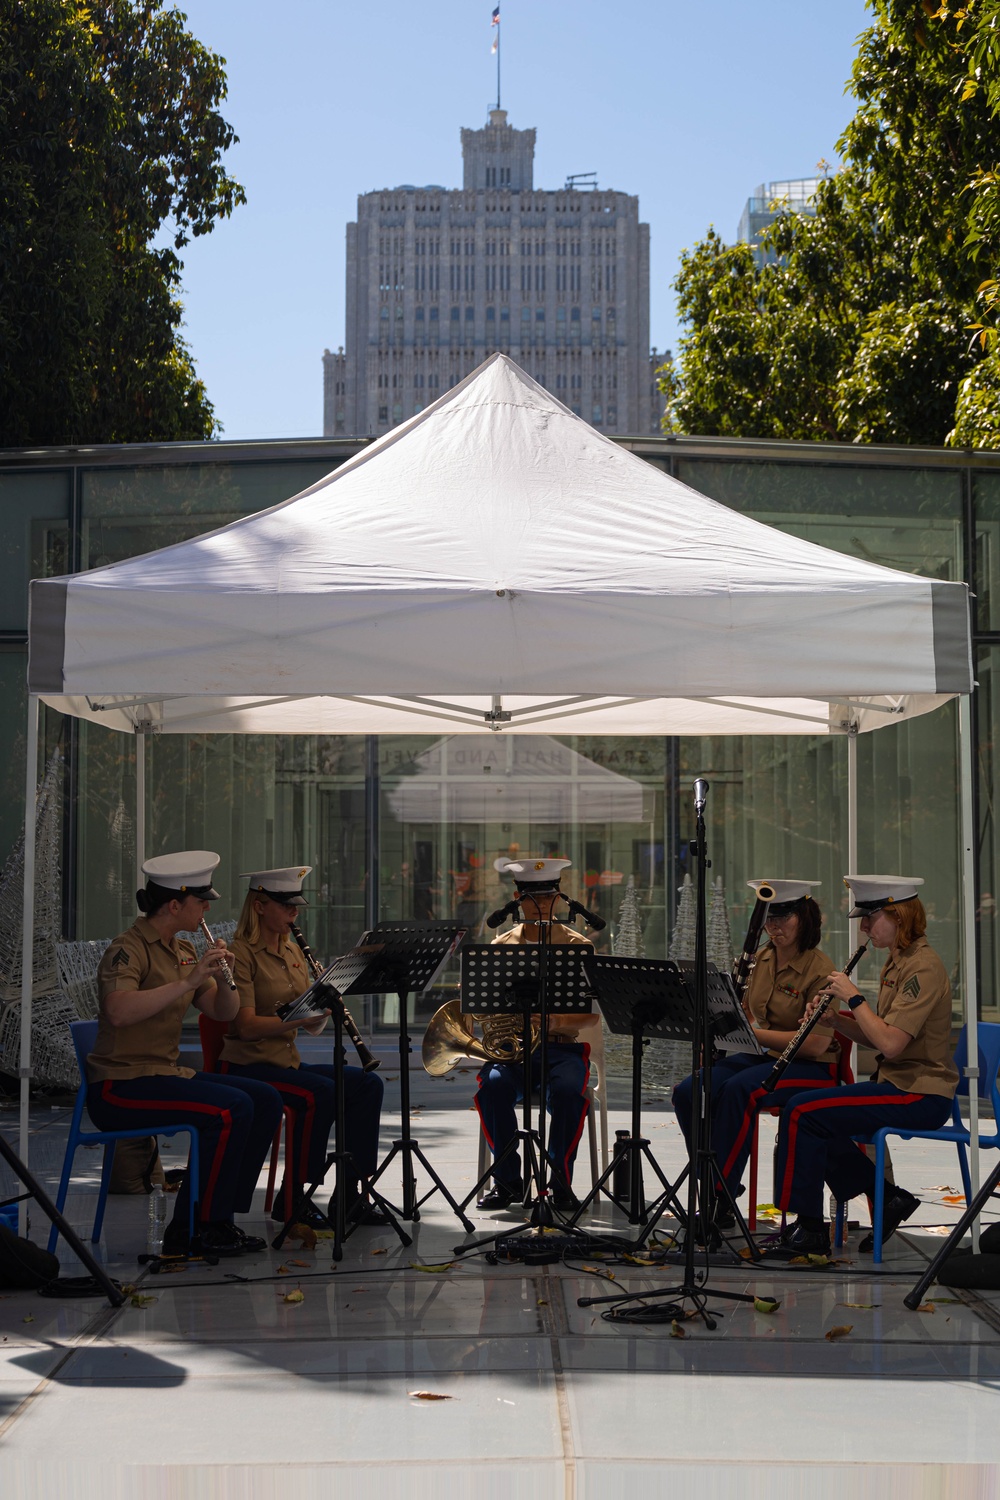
[[486, 898, 520, 929], [564, 898, 607, 931], [693, 777, 709, 814]]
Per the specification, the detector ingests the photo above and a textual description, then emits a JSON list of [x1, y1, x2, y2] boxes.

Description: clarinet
[[732, 885, 774, 1004], [290, 924, 381, 1073], [761, 941, 869, 1092], [198, 918, 237, 990]]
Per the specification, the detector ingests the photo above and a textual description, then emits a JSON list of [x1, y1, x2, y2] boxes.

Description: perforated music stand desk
[[349, 921, 472, 1228], [674, 960, 763, 1058], [574, 955, 693, 1227], [456, 943, 595, 1227]]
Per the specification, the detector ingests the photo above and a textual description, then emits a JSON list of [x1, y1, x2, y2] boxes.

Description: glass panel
[[678, 461, 963, 581], [976, 646, 1000, 1021], [0, 473, 70, 631], [81, 460, 340, 568], [0, 650, 28, 867], [679, 701, 964, 1020], [377, 734, 673, 1031], [974, 472, 1000, 633]]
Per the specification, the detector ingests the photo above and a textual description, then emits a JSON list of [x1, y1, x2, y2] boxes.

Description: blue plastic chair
[[48, 1020, 200, 1253], [855, 1023, 1000, 1264]]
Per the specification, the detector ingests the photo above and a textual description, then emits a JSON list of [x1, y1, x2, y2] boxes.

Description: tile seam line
[[0, 1288, 132, 1441], [542, 1264, 578, 1500]]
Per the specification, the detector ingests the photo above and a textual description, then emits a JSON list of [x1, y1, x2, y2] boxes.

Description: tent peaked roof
[[28, 353, 971, 737]]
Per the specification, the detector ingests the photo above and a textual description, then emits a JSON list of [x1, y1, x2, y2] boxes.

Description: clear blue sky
[[174, 0, 872, 439]]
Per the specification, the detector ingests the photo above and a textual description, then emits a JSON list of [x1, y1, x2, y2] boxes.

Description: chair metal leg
[[747, 1124, 759, 1231], [47, 1138, 79, 1253], [92, 1141, 116, 1243], [958, 1139, 973, 1205], [264, 1121, 282, 1214]]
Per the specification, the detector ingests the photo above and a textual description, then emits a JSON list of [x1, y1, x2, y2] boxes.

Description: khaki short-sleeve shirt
[[219, 933, 311, 1069], [745, 943, 839, 1064], [88, 918, 200, 1082], [873, 936, 958, 1098]]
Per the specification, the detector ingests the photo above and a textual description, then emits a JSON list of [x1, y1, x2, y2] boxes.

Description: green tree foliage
[[0, 0, 244, 446], [666, 1, 1000, 449]]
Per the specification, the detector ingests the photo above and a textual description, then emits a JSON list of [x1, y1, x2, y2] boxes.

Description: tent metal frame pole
[[17, 694, 39, 1235], [959, 693, 981, 1249], [135, 727, 146, 886], [847, 726, 859, 953]]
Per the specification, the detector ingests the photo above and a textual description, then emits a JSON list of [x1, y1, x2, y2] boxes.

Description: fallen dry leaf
[[409, 1261, 455, 1273], [21, 1315, 33, 1323], [277, 1264, 292, 1275], [282, 1289, 305, 1304], [753, 1297, 780, 1314], [941, 1195, 966, 1206], [737, 1247, 755, 1260], [669, 1320, 686, 1339], [371, 1246, 389, 1255], [825, 1324, 853, 1341], [929, 1185, 957, 1193], [840, 1302, 879, 1310], [409, 1390, 453, 1401], [928, 1297, 962, 1305], [582, 1264, 615, 1280], [286, 1223, 318, 1250], [128, 1293, 158, 1309], [288, 1258, 310, 1268], [915, 1302, 936, 1313], [536, 1299, 548, 1306]]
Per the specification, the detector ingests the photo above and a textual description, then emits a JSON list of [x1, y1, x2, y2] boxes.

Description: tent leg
[[959, 694, 980, 1250], [135, 727, 146, 886], [18, 695, 39, 1236], [847, 726, 859, 953]]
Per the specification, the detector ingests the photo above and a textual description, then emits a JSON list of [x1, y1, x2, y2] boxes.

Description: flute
[[199, 918, 238, 990], [290, 924, 381, 1074], [761, 941, 869, 1093]]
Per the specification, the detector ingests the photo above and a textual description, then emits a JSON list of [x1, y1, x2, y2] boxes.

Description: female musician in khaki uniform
[[672, 880, 841, 1223], [218, 867, 385, 1223], [86, 852, 283, 1257], [475, 857, 601, 1213], [773, 875, 958, 1256]]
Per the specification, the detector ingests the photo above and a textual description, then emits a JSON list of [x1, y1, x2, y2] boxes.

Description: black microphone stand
[[578, 779, 758, 1329]]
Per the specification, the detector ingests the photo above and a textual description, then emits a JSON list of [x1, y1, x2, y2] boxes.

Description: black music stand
[[905, 1157, 1000, 1310], [456, 943, 595, 1213], [568, 955, 693, 1230], [359, 921, 474, 1231]]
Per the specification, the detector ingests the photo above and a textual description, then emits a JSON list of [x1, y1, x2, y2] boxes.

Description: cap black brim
[[256, 888, 308, 906]]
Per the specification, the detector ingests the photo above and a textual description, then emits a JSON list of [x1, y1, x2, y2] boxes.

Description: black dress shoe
[[273, 1199, 327, 1228], [551, 1188, 580, 1214], [859, 1187, 919, 1253], [227, 1224, 268, 1254], [163, 1221, 245, 1258], [477, 1182, 522, 1211], [781, 1222, 831, 1257], [327, 1188, 392, 1228]]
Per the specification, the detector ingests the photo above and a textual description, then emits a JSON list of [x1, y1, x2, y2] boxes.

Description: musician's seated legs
[[475, 1060, 522, 1199], [671, 1053, 760, 1148], [712, 1057, 834, 1196], [543, 1043, 590, 1198]]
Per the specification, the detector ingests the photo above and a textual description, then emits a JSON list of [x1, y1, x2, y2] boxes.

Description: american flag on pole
[[491, 6, 499, 52]]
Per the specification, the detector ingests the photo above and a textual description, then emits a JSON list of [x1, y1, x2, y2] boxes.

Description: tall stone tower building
[[323, 111, 653, 436]]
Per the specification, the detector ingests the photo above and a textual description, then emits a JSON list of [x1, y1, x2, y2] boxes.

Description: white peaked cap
[[747, 879, 821, 906], [844, 875, 924, 917], [494, 856, 572, 885], [142, 850, 221, 899], [240, 865, 313, 906]]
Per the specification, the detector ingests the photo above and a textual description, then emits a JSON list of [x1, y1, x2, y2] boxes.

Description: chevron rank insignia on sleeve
[[901, 975, 921, 1000], [109, 948, 130, 968]]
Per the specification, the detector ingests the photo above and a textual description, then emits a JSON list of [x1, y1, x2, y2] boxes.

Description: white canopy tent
[[21, 355, 979, 1227]]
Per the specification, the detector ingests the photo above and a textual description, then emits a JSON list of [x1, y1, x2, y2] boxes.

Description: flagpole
[[497, 17, 501, 110]]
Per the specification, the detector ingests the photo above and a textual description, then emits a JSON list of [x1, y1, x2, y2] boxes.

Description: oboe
[[761, 940, 869, 1092], [290, 923, 381, 1073], [199, 918, 237, 990]]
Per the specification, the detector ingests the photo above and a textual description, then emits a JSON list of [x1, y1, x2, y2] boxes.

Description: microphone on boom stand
[[486, 898, 521, 929]]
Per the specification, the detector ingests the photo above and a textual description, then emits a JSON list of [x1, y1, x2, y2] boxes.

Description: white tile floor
[[2, 1067, 1000, 1497]]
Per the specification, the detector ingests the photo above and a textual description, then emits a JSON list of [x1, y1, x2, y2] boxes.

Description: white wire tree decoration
[[707, 876, 735, 972], [0, 748, 77, 1088]]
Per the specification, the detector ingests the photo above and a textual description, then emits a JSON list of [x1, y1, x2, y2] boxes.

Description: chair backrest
[[69, 1018, 99, 1085], [953, 1023, 1000, 1116], [198, 1014, 230, 1072], [833, 1032, 855, 1086]]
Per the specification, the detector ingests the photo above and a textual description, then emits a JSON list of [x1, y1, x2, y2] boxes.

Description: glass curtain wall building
[[0, 431, 993, 1031]]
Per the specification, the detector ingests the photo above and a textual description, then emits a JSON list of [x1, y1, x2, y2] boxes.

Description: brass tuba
[[421, 1000, 542, 1077]]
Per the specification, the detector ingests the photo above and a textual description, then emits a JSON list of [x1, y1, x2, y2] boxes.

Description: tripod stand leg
[[904, 1156, 1000, 1310], [0, 1131, 125, 1307]]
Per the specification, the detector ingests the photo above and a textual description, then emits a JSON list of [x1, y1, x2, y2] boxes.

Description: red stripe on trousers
[[557, 1044, 591, 1187], [266, 1080, 317, 1184], [778, 1089, 922, 1211], [720, 1072, 834, 1181], [99, 1081, 233, 1221]]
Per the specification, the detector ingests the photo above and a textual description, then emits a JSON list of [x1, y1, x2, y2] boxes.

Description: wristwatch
[[846, 992, 865, 1010]]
